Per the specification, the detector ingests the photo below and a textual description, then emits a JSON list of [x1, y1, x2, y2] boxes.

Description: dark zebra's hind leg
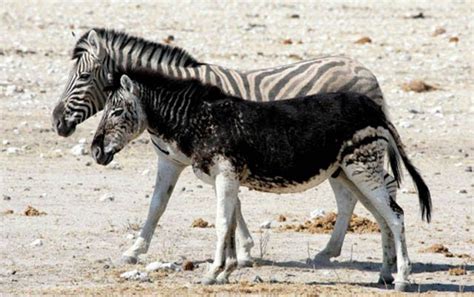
[[313, 170, 398, 282], [340, 143, 411, 291]]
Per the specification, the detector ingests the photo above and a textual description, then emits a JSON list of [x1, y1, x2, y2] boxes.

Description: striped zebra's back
[[157, 56, 385, 112]]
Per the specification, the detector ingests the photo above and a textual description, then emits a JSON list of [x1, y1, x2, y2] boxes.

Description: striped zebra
[[52, 28, 397, 281]]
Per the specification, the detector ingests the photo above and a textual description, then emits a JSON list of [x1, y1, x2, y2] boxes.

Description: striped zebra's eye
[[78, 73, 91, 80], [111, 108, 124, 117]]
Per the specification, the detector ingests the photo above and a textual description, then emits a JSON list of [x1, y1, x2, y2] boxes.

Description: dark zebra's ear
[[87, 30, 105, 61], [120, 75, 139, 97]]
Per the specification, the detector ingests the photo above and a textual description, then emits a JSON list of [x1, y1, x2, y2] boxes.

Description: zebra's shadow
[[252, 259, 473, 292], [254, 258, 473, 275]]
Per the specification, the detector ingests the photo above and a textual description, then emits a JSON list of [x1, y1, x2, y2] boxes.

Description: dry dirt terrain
[[1, 1, 473, 295]]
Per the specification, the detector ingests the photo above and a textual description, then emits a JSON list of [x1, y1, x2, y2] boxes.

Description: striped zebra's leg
[[235, 198, 254, 267], [122, 157, 185, 264], [313, 177, 357, 263]]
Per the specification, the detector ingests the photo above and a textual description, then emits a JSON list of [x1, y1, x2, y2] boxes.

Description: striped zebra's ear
[[87, 30, 105, 61]]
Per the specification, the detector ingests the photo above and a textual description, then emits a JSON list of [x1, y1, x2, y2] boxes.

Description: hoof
[[237, 258, 254, 268], [201, 276, 216, 285], [378, 275, 395, 285], [307, 255, 331, 268], [394, 282, 409, 292], [216, 274, 229, 285], [121, 255, 138, 265]]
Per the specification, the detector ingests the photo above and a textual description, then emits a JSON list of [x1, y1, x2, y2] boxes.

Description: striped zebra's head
[[52, 30, 110, 137], [91, 75, 145, 165]]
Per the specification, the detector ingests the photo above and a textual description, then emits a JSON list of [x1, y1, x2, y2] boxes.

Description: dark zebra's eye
[[111, 108, 124, 117], [78, 73, 91, 80]]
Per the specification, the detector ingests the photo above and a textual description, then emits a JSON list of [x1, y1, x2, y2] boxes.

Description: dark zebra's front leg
[[122, 157, 185, 264], [202, 167, 239, 285]]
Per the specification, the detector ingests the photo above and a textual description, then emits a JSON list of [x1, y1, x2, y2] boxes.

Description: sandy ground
[[1, 1, 473, 295]]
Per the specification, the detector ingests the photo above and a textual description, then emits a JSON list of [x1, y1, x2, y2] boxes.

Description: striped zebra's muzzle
[[52, 101, 77, 137]]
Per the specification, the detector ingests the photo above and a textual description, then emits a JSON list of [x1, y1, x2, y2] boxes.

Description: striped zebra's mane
[[108, 67, 228, 102], [72, 28, 201, 67]]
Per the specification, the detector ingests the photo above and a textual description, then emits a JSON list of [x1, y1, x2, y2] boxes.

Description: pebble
[[7, 147, 20, 155], [259, 220, 272, 229], [270, 276, 279, 283], [109, 161, 122, 170], [399, 121, 413, 128], [120, 269, 149, 282], [145, 261, 181, 272], [99, 193, 115, 202], [2, 140, 10, 145], [30, 239, 43, 247], [70, 143, 87, 156], [126, 234, 135, 240], [457, 189, 467, 194], [141, 169, 150, 176], [310, 208, 326, 219], [465, 166, 472, 172], [3, 195, 11, 201], [253, 275, 264, 283], [39, 193, 47, 198]]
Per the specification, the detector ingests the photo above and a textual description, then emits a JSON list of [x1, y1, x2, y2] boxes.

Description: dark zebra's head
[[91, 75, 146, 165], [52, 30, 110, 137]]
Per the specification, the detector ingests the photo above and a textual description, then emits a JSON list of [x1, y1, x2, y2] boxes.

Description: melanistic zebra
[[52, 28, 397, 276], [90, 71, 431, 290]]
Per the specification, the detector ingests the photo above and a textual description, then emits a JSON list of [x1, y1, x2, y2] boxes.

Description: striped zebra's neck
[[74, 28, 201, 71]]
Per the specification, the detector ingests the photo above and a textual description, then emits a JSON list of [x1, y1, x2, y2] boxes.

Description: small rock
[[85, 161, 92, 166], [282, 38, 293, 45], [354, 36, 372, 44], [448, 267, 466, 276], [399, 121, 413, 129], [277, 214, 287, 222], [120, 269, 149, 282], [24, 205, 46, 216], [145, 261, 180, 272], [270, 276, 279, 283], [100, 193, 115, 202], [432, 27, 446, 36], [30, 239, 43, 247], [3, 195, 11, 201], [401, 80, 438, 92], [465, 166, 472, 172], [141, 169, 150, 176], [457, 189, 467, 194], [39, 193, 47, 198], [182, 260, 194, 271], [2, 140, 10, 145], [78, 138, 87, 144], [253, 275, 264, 283], [410, 12, 425, 19], [449, 36, 459, 43], [70, 144, 87, 156], [6, 147, 19, 155], [260, 220, 272, 229], [109, 161, 122, 170], [310, 209, 325, 219], [1, 209, 14, 215], [191, 218, 210, 228], [126, 234, 135, 240]]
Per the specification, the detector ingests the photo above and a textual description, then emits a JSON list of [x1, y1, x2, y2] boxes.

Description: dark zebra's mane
[[72, 28, 201, 67], [107, 67, 229, 102]]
